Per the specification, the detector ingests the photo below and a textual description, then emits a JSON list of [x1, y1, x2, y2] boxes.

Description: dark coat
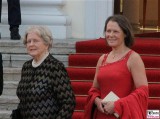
[[17, 54, 76, 119]]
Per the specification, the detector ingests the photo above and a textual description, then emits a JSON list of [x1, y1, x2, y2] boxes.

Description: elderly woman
[[16, 25, 76, 119]]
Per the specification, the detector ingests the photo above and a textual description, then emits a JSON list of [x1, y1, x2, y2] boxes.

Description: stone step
[[3, 68, 21, 82], [3, 81, 18, 96], [2, 54, 68, 68], [0, 95, 18, 119], [0, 39, 76, 54], [0, 24, 71, 40], [0, 110, 11, 119], [0, 95, 19, 110], [0, 38, 76, 68]]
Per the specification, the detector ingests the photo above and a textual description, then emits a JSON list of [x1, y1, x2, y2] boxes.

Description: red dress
[[84, 50, 148, 119], [94, 50, 134, 119]]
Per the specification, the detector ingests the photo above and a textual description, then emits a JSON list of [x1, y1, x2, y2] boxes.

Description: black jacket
[[17, 54, 75, 119], [0, 53, 3, 95]]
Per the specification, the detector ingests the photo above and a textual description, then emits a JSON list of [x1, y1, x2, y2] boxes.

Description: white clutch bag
[[102, 91, 120, 118]]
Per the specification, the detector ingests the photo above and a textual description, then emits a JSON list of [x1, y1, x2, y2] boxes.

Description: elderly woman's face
[[26, 32, 49, 60]]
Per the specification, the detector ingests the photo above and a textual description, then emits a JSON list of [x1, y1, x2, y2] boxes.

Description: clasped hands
[[95, 97, 115, 115]]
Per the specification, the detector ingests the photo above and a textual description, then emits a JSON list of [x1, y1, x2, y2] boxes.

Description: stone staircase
[[0, 38, 76, 119]]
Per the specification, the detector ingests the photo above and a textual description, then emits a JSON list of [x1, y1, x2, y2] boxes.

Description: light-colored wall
[[62, 0, 114, 39], [62, 0, 85, 39]]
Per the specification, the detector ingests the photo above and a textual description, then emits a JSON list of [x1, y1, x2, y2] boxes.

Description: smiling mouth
[[108, 40, 116, 42], [29, 49, 37, 52]]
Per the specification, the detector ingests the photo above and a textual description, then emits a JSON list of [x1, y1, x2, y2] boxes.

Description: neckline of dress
[[32, 52, 49, 68], [103, 50, 132, 66]]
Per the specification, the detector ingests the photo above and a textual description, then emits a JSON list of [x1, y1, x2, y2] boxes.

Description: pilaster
[[84, 0, 114, 39]]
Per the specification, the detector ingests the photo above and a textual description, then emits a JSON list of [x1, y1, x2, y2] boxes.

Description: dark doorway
[[114, 0, 121, 14], [114, 0, 160, 34]]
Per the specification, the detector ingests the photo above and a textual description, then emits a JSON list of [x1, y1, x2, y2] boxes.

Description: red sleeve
[[83, 87, 100, 119], [114, 85, 149, 119]]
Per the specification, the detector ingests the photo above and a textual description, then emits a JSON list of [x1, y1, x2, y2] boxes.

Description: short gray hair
[[23, 25, 53, 50]]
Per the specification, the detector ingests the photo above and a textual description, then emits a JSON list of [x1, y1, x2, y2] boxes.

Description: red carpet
[[67, 37, 160, 119], [76, 37, 160, 54], [69, 54, 160, 68], [135, 32, 160, 38]]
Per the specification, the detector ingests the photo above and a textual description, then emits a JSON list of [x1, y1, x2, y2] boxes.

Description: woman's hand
[[103, 101, 115, 115], [94, 97, 104, 113]]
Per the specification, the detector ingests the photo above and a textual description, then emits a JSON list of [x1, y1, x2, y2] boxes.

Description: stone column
[[84, 0, 114, 39]]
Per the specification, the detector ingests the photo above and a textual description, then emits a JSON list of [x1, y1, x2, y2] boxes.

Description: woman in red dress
[[84, 15, 148, 119]]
